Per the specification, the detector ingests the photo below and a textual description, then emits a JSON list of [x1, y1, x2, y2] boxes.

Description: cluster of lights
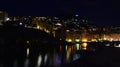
[[66, 38, 88, 43], [66, 39, 72, 42]]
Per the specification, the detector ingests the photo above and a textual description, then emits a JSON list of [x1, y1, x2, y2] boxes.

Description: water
[[0, 38, 120, 67], [0, 39, 84, 67]]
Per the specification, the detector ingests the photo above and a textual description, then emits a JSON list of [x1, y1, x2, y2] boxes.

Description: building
[[0, 11, 8, 25]]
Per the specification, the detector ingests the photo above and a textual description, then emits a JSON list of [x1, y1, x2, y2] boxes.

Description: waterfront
[[0, 41, 83, 67], [0, 38, 120, 67]]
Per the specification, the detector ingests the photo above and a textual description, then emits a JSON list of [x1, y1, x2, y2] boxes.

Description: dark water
[[0, 25, 120, 67], [1, 39, 119, 67], [0, 39, 88, 67]]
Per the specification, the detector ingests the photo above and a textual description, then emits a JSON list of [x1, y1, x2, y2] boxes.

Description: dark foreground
[[64, 47, 120, 67], [1, 46, 120, 67]]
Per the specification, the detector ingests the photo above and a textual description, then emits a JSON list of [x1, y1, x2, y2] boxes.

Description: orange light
[[81, 43, 88, 48], [82, 38, 87, 42]]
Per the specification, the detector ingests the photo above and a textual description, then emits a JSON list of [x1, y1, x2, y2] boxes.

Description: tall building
[[0, 11, 8, 25]]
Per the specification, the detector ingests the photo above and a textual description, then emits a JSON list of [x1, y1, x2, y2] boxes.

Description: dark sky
[[0, 0, 120, 26]]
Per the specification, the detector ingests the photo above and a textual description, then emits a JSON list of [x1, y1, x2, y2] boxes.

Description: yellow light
[[27, 48, 29, 57], [91, 39, 97, 42], [53, 27, 58, 30], [68, 39, 72, 42], [39, 26, 43, 30], [66, 39, 72, 42], [103, 37, 107, 40], [45, 30, 50, 33], [66, 48, 71, 60], [37, 26, 40, 29], [82, 38, 87, 42]]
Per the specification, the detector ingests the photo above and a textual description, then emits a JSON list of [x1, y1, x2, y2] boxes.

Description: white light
[[55, 23, 62, 26], [37, 55, 42, 67], [66, 30, 70, 32], [19, 22, 23, 25], [75, 14, 79, 17], [6, 18, 10, 21], [66, 45, 67, 50], [115, 44, 120, 47]]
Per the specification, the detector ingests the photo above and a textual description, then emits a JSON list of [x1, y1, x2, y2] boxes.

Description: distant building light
[[93, 28, 96, 31], [26, 40, 29, 44], [6, 18, 10, 21], [82, 38, 87, 42], [55, 23, 62, 26], [19, 22, 23, 25], [110, 38, 113, 41], [66, 39, 72, 42], [37, 26, 40, 29], [75, 39, 80, 42], [75, 14, 79, 17], [66, 30, 70, 32]]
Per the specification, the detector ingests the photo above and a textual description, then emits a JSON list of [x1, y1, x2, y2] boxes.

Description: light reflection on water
[[0, 41, 91, 67], [31, 43, 81, 67], [37, 54, 42, 67], [1, 40, 120, 67], [24, 58, 29, 67]]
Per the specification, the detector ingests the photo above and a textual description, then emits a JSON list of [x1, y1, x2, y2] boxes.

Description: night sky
[[0, 0, 120, 26]]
